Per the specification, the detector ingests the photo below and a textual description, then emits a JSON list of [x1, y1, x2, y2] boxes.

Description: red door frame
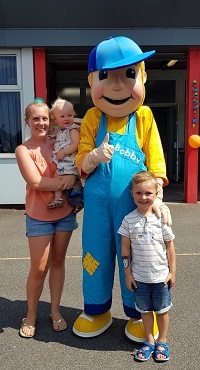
[[33, 47, 200, 203], [185, 49, 200, 203], [33, 48, 47, 102]]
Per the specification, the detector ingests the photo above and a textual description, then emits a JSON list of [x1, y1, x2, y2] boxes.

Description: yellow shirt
[[76, 106, 168, 185]]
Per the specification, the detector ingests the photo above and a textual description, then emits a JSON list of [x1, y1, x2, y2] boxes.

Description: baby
[[48, 98, 83, 213]]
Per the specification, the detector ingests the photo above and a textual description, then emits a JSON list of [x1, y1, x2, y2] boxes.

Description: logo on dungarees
[[114, 143, 142, 163]]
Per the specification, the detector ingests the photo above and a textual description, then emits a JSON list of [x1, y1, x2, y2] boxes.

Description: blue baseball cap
[[88, 36, 155, 73]]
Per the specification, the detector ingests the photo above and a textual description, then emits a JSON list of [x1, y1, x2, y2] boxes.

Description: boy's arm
[[121, 235, 137, 291], [164, 239, 176, 289]]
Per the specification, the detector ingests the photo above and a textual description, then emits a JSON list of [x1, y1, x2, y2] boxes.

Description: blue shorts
[[26, 211, 78, 237], [134, 281, 172, 314]]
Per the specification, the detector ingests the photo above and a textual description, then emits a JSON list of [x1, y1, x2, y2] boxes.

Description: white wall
[[0, 48, 34, 204]]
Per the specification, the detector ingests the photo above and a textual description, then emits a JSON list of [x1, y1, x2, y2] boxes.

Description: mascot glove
[[157, 178, 164, 201], [82, 133, 114, 174], [153, 198, 172, 226]]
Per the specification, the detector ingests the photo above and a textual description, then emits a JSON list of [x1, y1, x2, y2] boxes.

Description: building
[[0, 0, 200, 204]]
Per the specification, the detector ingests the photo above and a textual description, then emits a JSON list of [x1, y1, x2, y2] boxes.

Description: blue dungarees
[[82, 113, 147, 318]]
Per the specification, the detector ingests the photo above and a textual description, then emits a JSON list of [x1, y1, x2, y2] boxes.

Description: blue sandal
[[135, 341, 155, 362], [154, 342, 170, 362]]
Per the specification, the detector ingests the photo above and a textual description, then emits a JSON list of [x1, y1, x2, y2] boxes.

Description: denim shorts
[[134, 280, 172, 314], [26, 211, 78, 237]]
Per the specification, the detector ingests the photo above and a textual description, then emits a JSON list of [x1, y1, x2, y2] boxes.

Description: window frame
[[0, 50, 21, 89], [0, 51, 22, 157]]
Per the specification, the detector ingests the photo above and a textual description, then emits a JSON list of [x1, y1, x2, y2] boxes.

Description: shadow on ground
[[0, 297, 139, 352]]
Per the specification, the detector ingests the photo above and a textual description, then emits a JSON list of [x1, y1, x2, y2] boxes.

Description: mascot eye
[[126, 68, 136, 79], [99, 70, 108, 80]]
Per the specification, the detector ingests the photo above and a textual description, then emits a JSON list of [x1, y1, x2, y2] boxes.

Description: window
[[0, 53, 22, 153]]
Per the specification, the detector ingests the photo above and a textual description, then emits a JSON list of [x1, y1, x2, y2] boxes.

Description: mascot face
[[89, 64, 146, 118], [88, 36, 155, 118]]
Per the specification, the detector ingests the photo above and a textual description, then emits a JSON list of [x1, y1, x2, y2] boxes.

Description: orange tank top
[[25, 150, 73, 221]]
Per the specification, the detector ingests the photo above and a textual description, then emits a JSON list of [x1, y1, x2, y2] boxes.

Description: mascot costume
[[73, 36, 171, 342]]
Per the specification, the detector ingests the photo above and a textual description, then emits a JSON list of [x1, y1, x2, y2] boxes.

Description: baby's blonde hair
[[51, 98, 75, 116], [132, 171, 158, 189]]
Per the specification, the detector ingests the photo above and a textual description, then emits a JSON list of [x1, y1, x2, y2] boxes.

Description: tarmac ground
[[1, 186, 200, 370]]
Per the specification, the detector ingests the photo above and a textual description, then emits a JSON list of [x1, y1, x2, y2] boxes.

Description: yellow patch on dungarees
[[83, 252, 100, 275]]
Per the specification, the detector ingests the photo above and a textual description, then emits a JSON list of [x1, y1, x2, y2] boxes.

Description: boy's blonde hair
[[132, 171, 158, 189]]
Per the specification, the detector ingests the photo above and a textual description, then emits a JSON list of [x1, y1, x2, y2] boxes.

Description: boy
[[118, 171, 176, 362]]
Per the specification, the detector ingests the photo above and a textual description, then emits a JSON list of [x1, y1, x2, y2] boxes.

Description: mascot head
[[88, 36, 155, 118]]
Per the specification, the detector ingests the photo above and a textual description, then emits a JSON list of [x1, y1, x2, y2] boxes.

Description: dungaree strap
[[96, 113, 136, 147]]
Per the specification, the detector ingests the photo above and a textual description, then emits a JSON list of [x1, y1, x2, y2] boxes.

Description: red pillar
[[33, 48, 47, 102], [185, 49, 200, 203]]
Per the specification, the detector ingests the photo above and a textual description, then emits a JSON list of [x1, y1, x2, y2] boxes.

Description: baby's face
[[53, 103, 74, 129]]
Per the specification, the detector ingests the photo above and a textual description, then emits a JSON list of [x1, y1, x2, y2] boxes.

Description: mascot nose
[[188, 134, 200, 148], [111, 75, 124, 89]]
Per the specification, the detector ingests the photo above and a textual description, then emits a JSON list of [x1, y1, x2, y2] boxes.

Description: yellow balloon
[[188, 135, 200, 148]]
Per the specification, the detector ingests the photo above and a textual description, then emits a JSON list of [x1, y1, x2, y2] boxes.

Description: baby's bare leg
[[47, 172, 64, 209], [53, 172, 63, 199]]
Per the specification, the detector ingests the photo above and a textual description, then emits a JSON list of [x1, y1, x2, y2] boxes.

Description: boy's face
[[131, 180, 158, 211], [53, 103, 74, 129], [89, 64, 146, 118]]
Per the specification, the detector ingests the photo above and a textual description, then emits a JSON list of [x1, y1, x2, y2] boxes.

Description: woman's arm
[[15, 145, 76, 191]]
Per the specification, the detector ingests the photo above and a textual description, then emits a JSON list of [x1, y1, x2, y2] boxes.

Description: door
[[151, 106, 179, 182]]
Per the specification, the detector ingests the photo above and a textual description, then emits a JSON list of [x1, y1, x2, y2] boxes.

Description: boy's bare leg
[[155, 312, 169, 360], [136, 312, 154, 360]]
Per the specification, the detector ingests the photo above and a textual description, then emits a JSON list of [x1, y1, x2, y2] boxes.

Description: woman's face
[[25, 105, 49, 138]]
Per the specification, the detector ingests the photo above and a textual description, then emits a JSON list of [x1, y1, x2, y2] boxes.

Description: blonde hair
[[132, 171, 158, 189], [51, 98, 75, 116], [25, 101, 49, 120]]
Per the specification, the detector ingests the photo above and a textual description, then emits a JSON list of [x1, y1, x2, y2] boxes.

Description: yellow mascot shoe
[[73, 310, 112, 337], [125, 313, 159, 343]]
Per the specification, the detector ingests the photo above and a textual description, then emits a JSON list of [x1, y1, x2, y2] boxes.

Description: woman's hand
[[57, 174, 76, 190]]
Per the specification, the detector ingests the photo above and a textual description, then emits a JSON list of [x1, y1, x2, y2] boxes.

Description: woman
[[15, 100, 78, 338]]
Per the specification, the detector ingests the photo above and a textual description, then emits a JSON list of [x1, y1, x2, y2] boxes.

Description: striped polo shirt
[[118, 209, 175, 283]]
